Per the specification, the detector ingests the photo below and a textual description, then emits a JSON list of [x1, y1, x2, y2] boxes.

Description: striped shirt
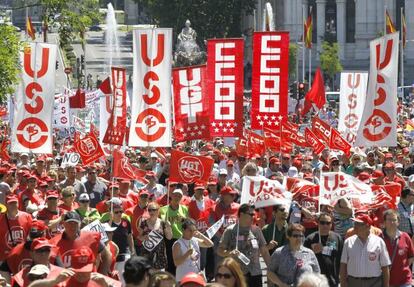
[[341, 234, 391, 277]]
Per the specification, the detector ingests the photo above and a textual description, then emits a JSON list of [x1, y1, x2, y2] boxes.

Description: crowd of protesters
[[0, 101, 414, 287]]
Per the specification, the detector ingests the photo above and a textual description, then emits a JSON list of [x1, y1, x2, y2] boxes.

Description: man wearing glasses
[[83, 165, 107, 208], [304, 212, 343, 287], [218, 204, 270, 287], [397, 188, 414, 237], [340, 213, 390, 287]]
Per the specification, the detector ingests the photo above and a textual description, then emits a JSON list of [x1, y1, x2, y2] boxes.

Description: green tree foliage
[[320, 41, 342, 88], [289, 43, 298, 79], [0, 25, 21, 101], [135, 0, 256, 46]]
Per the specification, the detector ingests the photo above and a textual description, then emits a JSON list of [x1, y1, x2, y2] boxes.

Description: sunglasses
[[291, 234, 304, 238], [114, 210, 123, 214], [244, 212, 255, 216], [216, 273, 233, 279], [282, 157, 290, 160], [148, 208, 158, 212], [331, 162, 340, 166], [79, 200, 89, 204], [36, 247, 51, 253], [63, 194, 75, 198], [278, 208, 286, 212], [319, 221, 332, 225], [88, 171, 96, 175]]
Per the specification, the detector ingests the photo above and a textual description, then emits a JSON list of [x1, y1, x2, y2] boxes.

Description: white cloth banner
[[241, 176, 292, 208], [206, 216, 225, 239], [12, 43, 57, 154], [129, 28, 172, 147], [338, 71, 368, 145], [319, 172, 374, 205], [53, 93, 70, 129], [82, 220, 108, 244], [355, 33, 399, 147]]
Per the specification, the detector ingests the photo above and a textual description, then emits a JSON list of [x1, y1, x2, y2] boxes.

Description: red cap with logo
[[194, 182, 205, 190], [71, 246, 96, 272], [31, 238, 54, 251], [180, 272, 206, 287], [31, 220, 48, 231], [352, 213, 373, 226], [220, 186, 238, 195], [6, 194, 18, 204]]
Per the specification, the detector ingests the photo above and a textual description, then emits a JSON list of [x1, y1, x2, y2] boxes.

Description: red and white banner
[[98, 77, 112, 155], [129, 29, 172, 146], [170, 149, 214, 184], [241, 176, 292, 208], [12, 43, 57, 154], [112, 149, 147, 184], [355, 33, 399, 147], [103, 67, 127, 145], [329, 128, 351, 156], [319, 172, 374, 205], [281, 122, 308, 147], [338, 72, 368, 144], [207, 38, 244, 137], [172, 65, 210, 142], [312, 117, 331, 144], [74, 132, 104, 165], [251, 32, 289, 129], [304, 127, 325, 155], [53, 92, 70, 129]]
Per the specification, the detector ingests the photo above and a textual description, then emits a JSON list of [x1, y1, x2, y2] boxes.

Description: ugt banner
[[12, 43, 57, 154], [241, 176, 292, 208], [355, 33, 399, 147], [338, 71, 368, 144], [172, 65, 210, 142], [169, 149, 214, 184], [129, 28, 172, 147], [103, 67, 127, 145], [207, 38, 244, 137], [251, 32, 289, 129]]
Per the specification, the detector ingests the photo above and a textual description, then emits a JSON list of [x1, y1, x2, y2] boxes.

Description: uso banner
[[129, 29, 172, 147], [355, 33, 399, 147], [103, 67, 127, 145], [207, 38, 244, 137], [12, 43, 57, 154], [53, 92, 70, 129], [338, 71, 368, 144], [251, 32, 289, 129], [172, 65, 210, 142]]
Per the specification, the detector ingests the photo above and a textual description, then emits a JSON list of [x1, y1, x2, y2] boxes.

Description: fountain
[[105, 3, 120, 71]]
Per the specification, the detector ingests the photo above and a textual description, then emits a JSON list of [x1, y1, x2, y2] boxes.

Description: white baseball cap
[[172, 189, 183, 196], [219, 168, 228, 175]]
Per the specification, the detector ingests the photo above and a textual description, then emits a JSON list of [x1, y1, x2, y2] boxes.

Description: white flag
[[206, 216, 225, 239], [355, 33, 399, 147], [319, 172, 374, 205], [338, 71, 368, 145], [241, 176, 292, 208]]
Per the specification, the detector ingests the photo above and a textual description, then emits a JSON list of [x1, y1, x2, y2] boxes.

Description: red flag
[[312, 117, 331, 144], [172, 65, 210, 142], [112, 149, 148, 184], [281, 122, 308, 147], [235, 137, 248, 156], [251, 32, 289, 129], [170, 149, 214, 184], [99, 77, 112, 94], [103, 67, 127, 146], [74, 132, 104, 165], [207, 39, 244, 137], [329, 128, 351, 156], [304, 127, 325, 155], [247, 131, 266, 156], [302, 68, 326, 116], [69, 89, 86, 109], [263, 127, 293, 153], [0, 140, 10, 161]]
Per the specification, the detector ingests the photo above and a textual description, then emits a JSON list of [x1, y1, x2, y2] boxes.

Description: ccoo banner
[[251, 32, 289, 129], [355, 33, 399, 147], [338, 71, 368, 145], [207, 38, 244, 137], [172, 65, 210, 142], [129, 28, 172, 147], [12, 43, 57, 154]]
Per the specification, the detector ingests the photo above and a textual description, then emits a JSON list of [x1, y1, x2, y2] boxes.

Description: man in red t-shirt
[[0, 194, 32, 261], [125, 189, 149, 253], [37, 190, 64, 238], [49, 211, 111, 275], [18, 175, 44, 211]]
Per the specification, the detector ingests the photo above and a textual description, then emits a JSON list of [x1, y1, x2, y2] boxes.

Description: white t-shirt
[[174, 237, 201, 282]]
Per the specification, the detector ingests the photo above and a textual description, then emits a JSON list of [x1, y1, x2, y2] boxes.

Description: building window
[[346, 0, 355, 43], [325, 0, 337, 42]]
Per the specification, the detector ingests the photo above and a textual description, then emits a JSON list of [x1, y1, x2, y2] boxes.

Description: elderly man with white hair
[[297, 272, 330, 287]]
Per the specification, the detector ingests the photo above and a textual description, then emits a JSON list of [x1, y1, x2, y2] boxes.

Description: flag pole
[[302, 4, 306, 82], [308, 6, 312, 86], [384, 4, 387, 35], [400, 7, 404, 88]]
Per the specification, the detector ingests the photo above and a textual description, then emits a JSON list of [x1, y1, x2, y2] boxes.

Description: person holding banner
[[173, 218, 213, 283], [262, 204, 288, 255], [218, 204, 270, 287], [268, 223, 320, 287], [137, 202, 172, 270]]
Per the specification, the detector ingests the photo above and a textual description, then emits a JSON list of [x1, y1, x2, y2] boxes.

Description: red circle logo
[[135, 108, 166, 142], [16, 117, 49, 149], [178, 156, 204, 182]]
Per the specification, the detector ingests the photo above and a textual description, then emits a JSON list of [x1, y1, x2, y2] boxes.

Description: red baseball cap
[[71, 246, 95, 272], [226, 160, 234, 167], [220, 186, 237, 195], [108, 183, 119, 190], [352, 214, 373, 226], [38, 181, 48, 188], [6, 194, 18, 204], [384, 162, 395, 169], [180, 272, 206, 287], [194, 182, 205, 190], [371, 170, 384, 179], [269, 157, 281, 164], [119, 179, 130, 184], [207, 177, 218, 185], [145, 171, 156, 178], [31, 220, 48, 231], [282, 153, 291, 159], [384, 153, 393, 159], [75, 166, 85, 173], [357, 172, 371, 183], [45, 176, 55, 182], [31, 238, 54, 251], [46, 190, 59, 199], [139, 189, 150, 196]]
